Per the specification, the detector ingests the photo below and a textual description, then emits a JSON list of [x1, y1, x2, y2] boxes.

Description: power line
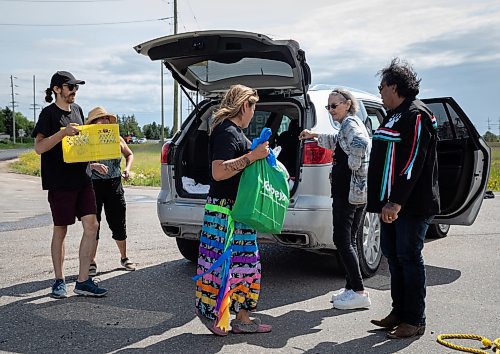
[[0, 0, 123, 2], [487, 117, 500, 136], [185, 0, 200, 30], [0, 17, 172, 26]]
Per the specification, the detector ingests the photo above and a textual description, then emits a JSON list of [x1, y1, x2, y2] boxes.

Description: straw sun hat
[[85, 106, 117, 125]]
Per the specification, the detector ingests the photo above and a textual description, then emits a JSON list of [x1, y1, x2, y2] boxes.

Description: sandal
[[120, 258, 136, 271], [89, 263, 97, 277], [231, 318, 272, 334], [195, 309, 228, 336]]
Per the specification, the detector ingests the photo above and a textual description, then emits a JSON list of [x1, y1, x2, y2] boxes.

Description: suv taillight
[[161, 142, 171, 164], [303, 141, 333, 165]]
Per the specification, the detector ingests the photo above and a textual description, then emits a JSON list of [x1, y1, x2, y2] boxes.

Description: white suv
[[135, 30, 491, 276]]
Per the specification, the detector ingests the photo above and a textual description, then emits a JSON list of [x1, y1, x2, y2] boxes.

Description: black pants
[[381, 214, 433, 326], [332, 195, 365, 291], [92, 177, 127, 241]]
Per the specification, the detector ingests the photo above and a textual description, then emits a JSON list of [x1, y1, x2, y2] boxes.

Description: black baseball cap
[[50, 71, 85, 88]]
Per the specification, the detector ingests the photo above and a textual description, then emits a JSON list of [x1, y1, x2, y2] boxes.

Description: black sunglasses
[[63, 83, 79, 91], [378, 82, 391, 92], [325, 103, 342, 110]]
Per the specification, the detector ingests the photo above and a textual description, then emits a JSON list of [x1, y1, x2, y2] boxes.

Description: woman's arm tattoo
[[222, 156, 251, 171]]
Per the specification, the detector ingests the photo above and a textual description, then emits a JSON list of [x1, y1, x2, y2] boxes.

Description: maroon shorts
[[48, 183, 97, 226]]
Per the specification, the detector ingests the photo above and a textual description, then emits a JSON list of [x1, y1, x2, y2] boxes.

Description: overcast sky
[[1, 0, 499, 135]]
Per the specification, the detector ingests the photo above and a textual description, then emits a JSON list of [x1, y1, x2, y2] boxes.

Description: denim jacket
[[317, 115, 371, 205]]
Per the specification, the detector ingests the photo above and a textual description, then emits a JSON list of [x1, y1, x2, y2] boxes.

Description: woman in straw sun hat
[[84, 106, 118, 125], [86, 106, 137, 275]]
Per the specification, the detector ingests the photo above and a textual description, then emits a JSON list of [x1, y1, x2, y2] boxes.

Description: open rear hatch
[[134, 30, 310, 98], [135, 30, 310, 201]]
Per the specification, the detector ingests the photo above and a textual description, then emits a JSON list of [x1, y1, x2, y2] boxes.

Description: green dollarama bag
[[232, 159, 290, 234]]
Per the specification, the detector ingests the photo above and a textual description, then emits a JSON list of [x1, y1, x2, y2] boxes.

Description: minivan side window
[[426, 102, 469, 140], [363, 106, 384, 136], [447, 103, 469, 139]]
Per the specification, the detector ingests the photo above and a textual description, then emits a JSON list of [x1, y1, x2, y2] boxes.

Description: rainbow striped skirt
[[194, 197, 261, 330]]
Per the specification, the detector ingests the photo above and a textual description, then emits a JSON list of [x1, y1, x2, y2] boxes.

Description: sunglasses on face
[[378, 83, 390, 92], [63, 83, 79, 91], [325, 102, 342, 110]]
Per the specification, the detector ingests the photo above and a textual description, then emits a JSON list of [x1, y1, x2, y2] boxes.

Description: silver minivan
[[135, 30, 491, 276]]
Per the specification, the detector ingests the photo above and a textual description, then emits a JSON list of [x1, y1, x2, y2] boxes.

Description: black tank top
[[331, 141, 351, 199]]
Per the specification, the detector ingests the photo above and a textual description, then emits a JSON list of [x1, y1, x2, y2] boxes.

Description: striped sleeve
[[388, 111, 433, 206]]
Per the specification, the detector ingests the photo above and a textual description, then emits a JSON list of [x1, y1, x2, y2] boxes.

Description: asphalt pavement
[[0, 161, 499, 353], [0, 148, 32, 161]]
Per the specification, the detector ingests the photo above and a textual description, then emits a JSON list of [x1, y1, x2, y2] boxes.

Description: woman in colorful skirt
[[194, 84, 271, 336]]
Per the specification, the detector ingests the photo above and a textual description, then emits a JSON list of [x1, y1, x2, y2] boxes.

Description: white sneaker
[[334, 291, 371, 310], [330, 288, 347, 303]]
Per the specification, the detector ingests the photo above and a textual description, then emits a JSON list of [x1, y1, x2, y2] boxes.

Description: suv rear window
[[188, 58, 294, 83]]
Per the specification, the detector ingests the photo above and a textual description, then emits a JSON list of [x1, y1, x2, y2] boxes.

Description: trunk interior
[[174, 100, 303, 199]]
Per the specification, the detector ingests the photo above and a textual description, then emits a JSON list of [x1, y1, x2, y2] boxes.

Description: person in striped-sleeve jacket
[[368, 58, 440, 339]]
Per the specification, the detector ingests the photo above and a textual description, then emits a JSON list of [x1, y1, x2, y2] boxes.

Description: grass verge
[[9, 143, 163, 187], [0, 142, 34, 149], [488, 145, 500, 191]]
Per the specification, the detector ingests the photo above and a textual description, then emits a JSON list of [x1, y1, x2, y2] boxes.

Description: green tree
[[162, 125, 173, 138], [142, 121, 172, 140], [142, 123, 151, 139], [0, 107, 7, 133], [483, 131, 499, 142], [118, 114, 143, 138], [0, 107, 34, 138], [142, 123, 152, 139], [151, 122, 159, 139]]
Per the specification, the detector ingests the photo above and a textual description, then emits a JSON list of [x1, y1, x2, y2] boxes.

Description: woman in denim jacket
[[299, 88, 371, 310]]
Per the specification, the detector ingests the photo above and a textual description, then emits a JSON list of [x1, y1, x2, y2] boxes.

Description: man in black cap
[[32, 70, 108, 298]]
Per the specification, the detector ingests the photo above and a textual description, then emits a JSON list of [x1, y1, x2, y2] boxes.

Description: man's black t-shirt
[[208, 119, 250, 200], [31, 103, 91, 190]]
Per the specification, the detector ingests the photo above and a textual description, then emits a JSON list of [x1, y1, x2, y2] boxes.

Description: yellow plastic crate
[[62, 124, 121, 163]]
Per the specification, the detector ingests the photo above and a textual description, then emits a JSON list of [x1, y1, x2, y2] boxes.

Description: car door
[[422, 97, 491, 225]]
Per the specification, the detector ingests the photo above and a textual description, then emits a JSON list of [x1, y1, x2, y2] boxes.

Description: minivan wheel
[[426, 224, 450, 239], [357, 211, 382, 278], [176, 238, 200, 263]]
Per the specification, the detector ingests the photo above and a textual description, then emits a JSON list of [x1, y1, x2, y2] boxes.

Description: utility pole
[[10, 75, 18, 144], [30, 75, 40, 125], [172, 0, 179, 133]]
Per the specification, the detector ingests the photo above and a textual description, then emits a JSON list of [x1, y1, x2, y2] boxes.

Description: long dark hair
[[45, 87, 54, 103]]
